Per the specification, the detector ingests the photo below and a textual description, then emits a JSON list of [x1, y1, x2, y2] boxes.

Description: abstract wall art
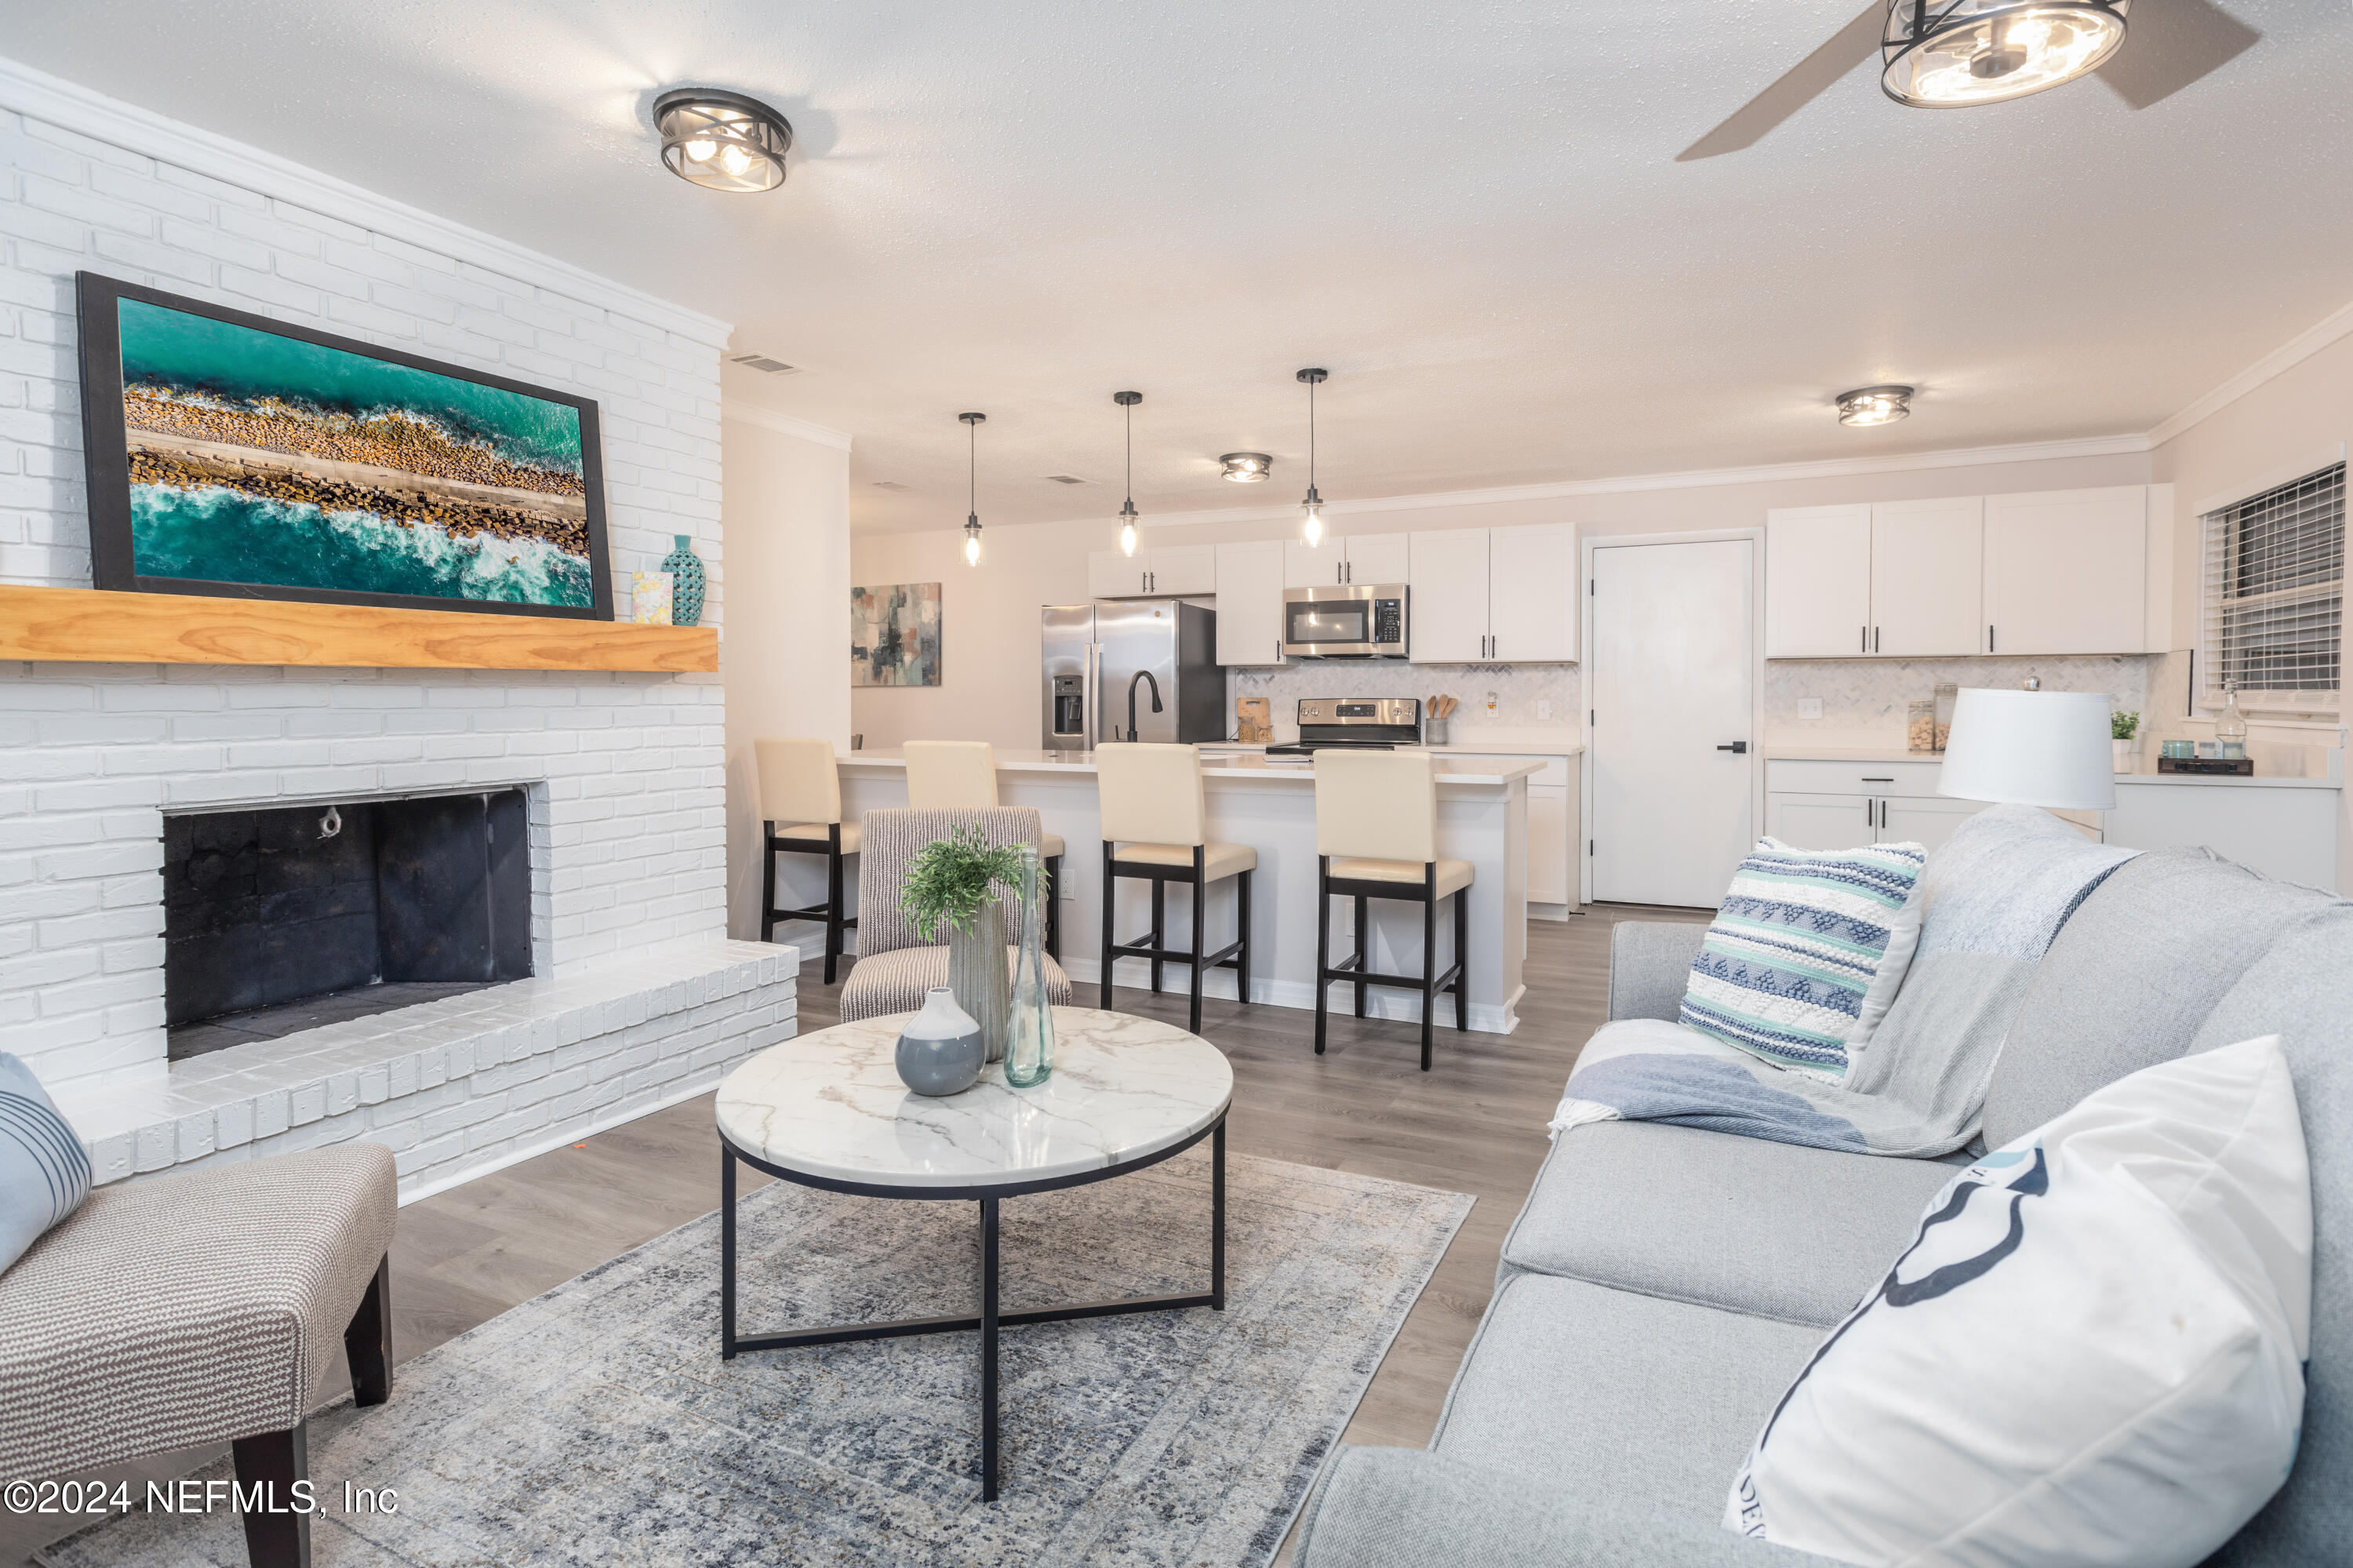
[[851, 582, 942, 686]]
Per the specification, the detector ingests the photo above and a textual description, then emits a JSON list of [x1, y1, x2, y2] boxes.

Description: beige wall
[[849, 446, 2153, 753], [723, 415, 853, 940]]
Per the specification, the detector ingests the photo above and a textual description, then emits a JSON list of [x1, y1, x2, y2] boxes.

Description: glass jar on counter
[[1907, 700, 1938, 753]]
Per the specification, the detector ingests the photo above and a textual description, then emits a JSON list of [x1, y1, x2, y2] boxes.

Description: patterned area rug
[[48, 1149, 1470, 1567]]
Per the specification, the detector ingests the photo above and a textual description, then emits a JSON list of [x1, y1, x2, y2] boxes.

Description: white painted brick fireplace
[[0, 61, 798, 1198]]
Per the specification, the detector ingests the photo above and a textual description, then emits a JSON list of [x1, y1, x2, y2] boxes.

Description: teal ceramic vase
[[661, 535, 706, 627]]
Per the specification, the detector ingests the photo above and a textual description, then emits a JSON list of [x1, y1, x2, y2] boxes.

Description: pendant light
[[959, 412, 986, 567], [1881, 1, 2129, 108], [1114, 391, 1142, 557], [1296, 367, 1328, 547]]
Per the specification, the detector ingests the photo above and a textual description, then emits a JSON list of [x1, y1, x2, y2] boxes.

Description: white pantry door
[[1590, 538, 1756, 908]]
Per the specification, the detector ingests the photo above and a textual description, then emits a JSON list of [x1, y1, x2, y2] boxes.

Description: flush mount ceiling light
[[653, 89, 793, 193], [1220, 452, 1272, 483], [1836, 384, 1915, 427], [1114, 391, 1143, 558], [1882, 1, 2129, 107], [960, 412, 986, 566], [1296, 367, 1329, 547]]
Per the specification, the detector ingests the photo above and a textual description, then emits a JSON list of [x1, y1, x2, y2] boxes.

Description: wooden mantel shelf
[[0, 584, 718, 673]]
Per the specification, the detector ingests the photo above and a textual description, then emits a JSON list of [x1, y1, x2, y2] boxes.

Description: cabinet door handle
[[1715, 741, 1747, 754], [1866, 799, 1874, 827], [1861, 625, 1867, 653], [1874, 626, 1881, 653], [1988, 624, 1995, 653], [1860, 776, 1893, 782]]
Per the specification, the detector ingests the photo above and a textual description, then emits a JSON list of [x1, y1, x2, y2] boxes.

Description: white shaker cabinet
[[1213, 540, 1287, 666], [1766, 791, 1885, 851], [1765, 759, 1986, 854], [1286, 532, 1410, 587], [1871, 497, 1983, 657], [1526, 784, 1572, 904], [1878, 795, 1985, 852], [1342, 531, 1411, 584], [1089, 544, 1217, 598], [1487, 523, 1578, 661], [1764, 506, 1873, 657], [1409, 529, 1491, 663], [1285, 540, 1346, 588], [1983, 486, 2148, 655]]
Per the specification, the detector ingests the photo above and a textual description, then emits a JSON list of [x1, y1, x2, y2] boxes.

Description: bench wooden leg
[[344, 1253, 392, 1408], [232, 1421, 311, 1568]]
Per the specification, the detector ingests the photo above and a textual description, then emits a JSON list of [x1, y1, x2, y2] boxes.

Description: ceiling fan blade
[[2097, 0, 2260, 110], [1675, 2, 1885, 162]]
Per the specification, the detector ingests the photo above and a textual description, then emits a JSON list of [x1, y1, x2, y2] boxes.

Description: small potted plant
[[2111, 709, 2140, 773], [901, 825, 1033, 1061]]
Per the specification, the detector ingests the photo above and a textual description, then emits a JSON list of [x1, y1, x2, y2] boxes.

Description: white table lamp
[[1938, 687, 2117, 811]]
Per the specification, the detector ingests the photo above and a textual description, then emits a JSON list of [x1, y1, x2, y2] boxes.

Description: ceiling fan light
[[654, 88, 792, 192], [1881, 0, 2129, 108], [1837, 384, 1915, 426]]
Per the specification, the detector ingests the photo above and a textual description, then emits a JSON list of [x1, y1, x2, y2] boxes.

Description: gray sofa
[[1297, 848, 2350, 1566]]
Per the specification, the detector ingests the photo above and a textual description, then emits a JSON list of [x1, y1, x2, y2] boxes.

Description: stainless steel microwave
[[1281, 584, 1408, 658]]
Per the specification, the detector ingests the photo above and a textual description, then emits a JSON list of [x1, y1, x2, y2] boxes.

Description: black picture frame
[[75, 271, 614, 620]]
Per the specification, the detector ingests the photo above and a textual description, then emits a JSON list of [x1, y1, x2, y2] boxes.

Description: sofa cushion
[[1679, 839, 1928, 1082], [1500, 1119, 1952, 1329], [1980, 849, 2339, 1150], [0, 1143, 398, 1478], [1434, 1274, 1823, 1519], [2187, 908, 2353, 1567]]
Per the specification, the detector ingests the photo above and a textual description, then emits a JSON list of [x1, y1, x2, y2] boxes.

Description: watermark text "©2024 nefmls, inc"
[[3, 1479, 398, 1517]]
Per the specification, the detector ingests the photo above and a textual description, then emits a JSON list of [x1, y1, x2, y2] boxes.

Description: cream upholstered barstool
[[1312, 748, 1471, 1071], [1096, 742, 1255, 1035], [755, 737, 858, 984], [903, 740, 1064, 958]]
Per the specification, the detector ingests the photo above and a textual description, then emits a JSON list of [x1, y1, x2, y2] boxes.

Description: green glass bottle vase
[[661, 535, 706, 627]]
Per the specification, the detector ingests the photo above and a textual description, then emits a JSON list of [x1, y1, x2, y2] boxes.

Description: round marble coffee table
[[713, 1006, 1233, 1502]]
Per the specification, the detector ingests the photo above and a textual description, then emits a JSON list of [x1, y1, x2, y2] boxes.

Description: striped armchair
[[837, 807, 1075, 1021]]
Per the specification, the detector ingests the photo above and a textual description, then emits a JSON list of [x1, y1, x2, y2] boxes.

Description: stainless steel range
[[1264, 697, 1423, 756]]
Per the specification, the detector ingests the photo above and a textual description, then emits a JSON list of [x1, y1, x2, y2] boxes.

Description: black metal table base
[[720, 1114, 1227, 1502]]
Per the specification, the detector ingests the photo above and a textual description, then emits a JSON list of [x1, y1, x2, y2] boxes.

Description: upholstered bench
[[0, 1143, 399, 1568]]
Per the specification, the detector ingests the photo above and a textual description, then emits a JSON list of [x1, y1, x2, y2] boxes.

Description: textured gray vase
[[895, 986, 985, 1096], [948, 901, 1010, 1063]]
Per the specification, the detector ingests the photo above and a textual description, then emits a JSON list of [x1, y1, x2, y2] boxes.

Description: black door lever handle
[[1716, 741, 1748, 754]]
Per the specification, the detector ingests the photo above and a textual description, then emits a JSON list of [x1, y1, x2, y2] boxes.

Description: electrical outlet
[[1798, 698, 1824, 719], [1537, 700, 1553, 721]]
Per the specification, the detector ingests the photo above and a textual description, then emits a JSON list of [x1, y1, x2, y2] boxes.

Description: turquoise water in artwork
[[118, 299, 584, 475], [129, 486, 595, 606]]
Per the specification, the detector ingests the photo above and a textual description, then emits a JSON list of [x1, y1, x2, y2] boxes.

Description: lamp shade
[[1937, 688, 2117, 811]]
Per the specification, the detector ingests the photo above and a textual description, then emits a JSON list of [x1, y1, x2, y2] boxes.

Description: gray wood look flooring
[[3, 902, 1707, 1566]]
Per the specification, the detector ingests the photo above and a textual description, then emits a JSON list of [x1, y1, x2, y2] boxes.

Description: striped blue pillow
[[1, 1052, 91, 1275], [1680, 838, 1928, 1082]]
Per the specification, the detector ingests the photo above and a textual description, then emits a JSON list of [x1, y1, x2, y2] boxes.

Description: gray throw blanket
[[1550, 806, 2137, 1159]]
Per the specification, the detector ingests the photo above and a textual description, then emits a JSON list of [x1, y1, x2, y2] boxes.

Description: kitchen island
[[807, 748, 1540, 1035]]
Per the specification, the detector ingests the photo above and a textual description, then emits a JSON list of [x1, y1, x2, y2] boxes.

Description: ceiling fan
[[1678, 0, 2261, 162]]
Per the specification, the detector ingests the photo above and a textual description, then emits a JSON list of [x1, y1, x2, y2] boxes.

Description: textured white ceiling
[[3, 1, 2346, 532]]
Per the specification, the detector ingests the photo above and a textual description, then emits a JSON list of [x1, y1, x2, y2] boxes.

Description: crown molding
[[1014, 431, 2153, 534], [0, 53, 733, 349], [724, 402, 854, 451], [2147, 295, 2353, 449]]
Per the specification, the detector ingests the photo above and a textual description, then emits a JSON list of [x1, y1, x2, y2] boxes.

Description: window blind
[[2199, 461, 2344, 712]]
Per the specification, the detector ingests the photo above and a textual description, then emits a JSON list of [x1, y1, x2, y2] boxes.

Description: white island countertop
[[842, 746, 1545, 786]]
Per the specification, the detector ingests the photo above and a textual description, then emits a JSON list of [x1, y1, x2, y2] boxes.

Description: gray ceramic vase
[[947, 900, 1011, 1063], [896, 986, 985, 1096]]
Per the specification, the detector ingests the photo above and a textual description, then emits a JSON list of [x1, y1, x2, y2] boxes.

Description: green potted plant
[[2111, 709, 2140, 773], [901, 825, 1032, 1061]]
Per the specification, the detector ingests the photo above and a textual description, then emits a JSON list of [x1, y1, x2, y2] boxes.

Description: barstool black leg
[[1420, 870, 1438, 1072], [1150, 880, 1166, 994], [1453, 886, 1470, 1031], [1235, 869, 1253, 1006], [1314, 856, 1332, 1054], [759, 824, 777, 944], [1046, 856, 1062, 959], [1353, 895, 1369, 1019], [1187, 849, 1207, 1035], [1100, 842, 1117, 1010], [824, 825, 846, 986]]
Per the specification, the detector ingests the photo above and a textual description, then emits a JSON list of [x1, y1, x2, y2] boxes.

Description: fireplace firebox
[[164, 791, 532, 1060]]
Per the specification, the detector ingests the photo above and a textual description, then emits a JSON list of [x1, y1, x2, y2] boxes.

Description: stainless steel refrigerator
[[1041, 599, 1224, 751]]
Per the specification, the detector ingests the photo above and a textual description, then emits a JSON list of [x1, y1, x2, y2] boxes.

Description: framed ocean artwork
[[851, 582, 942, 686], [75, 271, 613, 619]]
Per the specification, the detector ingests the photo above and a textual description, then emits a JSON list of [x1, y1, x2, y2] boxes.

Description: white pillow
[[1724, 1035, 2311, 1568]]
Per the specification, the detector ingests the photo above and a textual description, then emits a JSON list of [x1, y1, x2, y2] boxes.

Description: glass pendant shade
[[1118, 503, 1139, 557], [1114, 392, 1143, 556], [963, 518, 982, 566], [1300, 492, 1326, 547], [653, 89, 792, 192], [1882, 1, 2129, 107], [959, 411, 985, 567]]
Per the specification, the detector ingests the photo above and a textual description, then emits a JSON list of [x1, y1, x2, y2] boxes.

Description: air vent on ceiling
[[1043, 474, 1096, 485], [872, 481, 912, 491], [729, 353, 800, 375]]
